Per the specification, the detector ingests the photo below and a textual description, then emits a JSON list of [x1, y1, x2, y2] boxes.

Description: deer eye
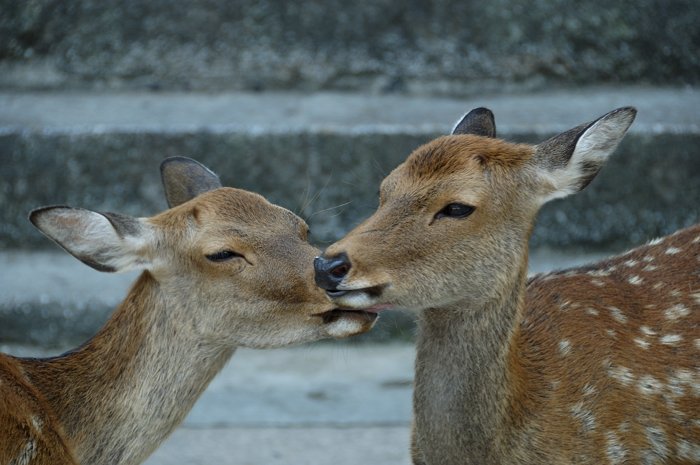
[[206, 250, 242, 262], [435, 203, 475, 220]]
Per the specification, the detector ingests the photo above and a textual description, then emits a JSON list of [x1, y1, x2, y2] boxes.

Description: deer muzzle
[[314, 252, 352, 296]]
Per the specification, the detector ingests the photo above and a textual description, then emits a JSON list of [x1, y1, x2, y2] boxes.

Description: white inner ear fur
[[537, 111, 634, 204], [37, 208, 153, 273]]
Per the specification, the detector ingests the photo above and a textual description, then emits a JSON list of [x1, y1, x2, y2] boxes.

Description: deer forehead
[[156, 188, 307, 239], [404, 135, 535, 178], [383, 136, 536, 209]]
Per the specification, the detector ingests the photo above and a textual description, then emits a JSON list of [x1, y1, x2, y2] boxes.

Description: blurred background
[[0, 1, 699, 463]]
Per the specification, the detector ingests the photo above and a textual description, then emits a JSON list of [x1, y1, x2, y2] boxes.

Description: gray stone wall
[[3, 128, 699, 251], [1, 0, 698, 93]]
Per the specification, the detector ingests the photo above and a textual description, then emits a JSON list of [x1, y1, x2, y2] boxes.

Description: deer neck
[[25, 272, 236, 465], [413, 266, 528, 465]]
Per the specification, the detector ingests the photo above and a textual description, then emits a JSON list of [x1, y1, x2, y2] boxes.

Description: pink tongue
[[362, 303, 394, 313]]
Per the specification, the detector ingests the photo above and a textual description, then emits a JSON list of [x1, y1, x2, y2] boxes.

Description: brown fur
[[315, 108, 700, 463], [0, 159, 376, 465]]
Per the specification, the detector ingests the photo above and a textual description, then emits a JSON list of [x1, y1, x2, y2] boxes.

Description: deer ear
[[452, 107, 496, 138], [29, 206, 153, 273], [160, 157, 223, 208], [533, 107, 637, 203]]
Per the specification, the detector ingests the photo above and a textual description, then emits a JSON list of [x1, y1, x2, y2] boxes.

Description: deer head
[[31, 157, 378, 349], [314, 107, 637, 313]]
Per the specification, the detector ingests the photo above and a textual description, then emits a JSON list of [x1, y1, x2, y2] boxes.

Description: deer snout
[[314, 252, 351, 296]]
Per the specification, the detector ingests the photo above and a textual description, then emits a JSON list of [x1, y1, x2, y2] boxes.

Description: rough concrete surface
[[1, 0, 698, 93]]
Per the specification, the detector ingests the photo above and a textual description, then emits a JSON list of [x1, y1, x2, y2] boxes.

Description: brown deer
[[315, 107, 700, 464], [0, 157, 378, 465]]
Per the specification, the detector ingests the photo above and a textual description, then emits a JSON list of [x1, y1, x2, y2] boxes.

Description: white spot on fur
[[583, 384, 597, 396], [691, 293, 700, 305], [653, 282, 665, 290], [587, 307, 599, 316], [693, 236, 700, 244], [570, 401, 596, 432], [624, 260, 638, 267], [643, 255, 655, 262], [634, 338, 650, 349], [628, 275, 643, 285], [649, 237, 664, 246], [638, 375, 663, 395], [591, 279, 605, 287], [677, 439, 700, 461], [607, 329, 617, 338], [668, 369, 693, 398], [30, 415, 42, 433], [641, 326, 656, 336], [645, 426, 669, 459], [643, 265, 658, 271], [661, 334, 682, 345], [609, 365, 635, 386], [559, 340, 571, 355], [665, 304, 690, 320], [15, 439, 38, 465], [606, 431, 627, 464], [665, 247, 682, 255], [609, 307, 627, 324], [588, 269, 611, 277]]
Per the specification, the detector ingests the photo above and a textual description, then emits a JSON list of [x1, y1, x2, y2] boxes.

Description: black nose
[[314, 252, 351, 295]]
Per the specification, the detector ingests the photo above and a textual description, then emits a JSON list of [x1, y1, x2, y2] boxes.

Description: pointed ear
[[533, 107, 637, 203], [29, 206, 153, 273], [452, 107, 496, 138], [160, 157, 222, 208]]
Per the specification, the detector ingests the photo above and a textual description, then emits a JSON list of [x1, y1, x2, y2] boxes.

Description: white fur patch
[[661, 334, 682, 345], [608, 307, 627, 324], [641, 326, 656, 336], [608, 365, 635, 386], [665, 304, 690, 320], [559, 340, 571, 355], [606, 431, 627, 464]]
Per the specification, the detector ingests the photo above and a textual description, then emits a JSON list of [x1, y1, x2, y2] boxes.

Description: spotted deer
[[315, 107, 700, 464], [0, 157, 378, 465]]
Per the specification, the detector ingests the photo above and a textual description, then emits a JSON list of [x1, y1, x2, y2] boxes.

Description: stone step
[[2, 0, 697, 93], [2, 87, 699, 253]]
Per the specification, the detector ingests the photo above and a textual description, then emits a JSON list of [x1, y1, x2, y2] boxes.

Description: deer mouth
[[323, 284, 393, 312], [318, 299, 394, 325], [319, 308, 379, 325]]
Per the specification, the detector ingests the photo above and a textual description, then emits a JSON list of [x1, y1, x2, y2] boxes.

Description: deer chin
[[315, 295, 394, 338], [318, 308, 378, 338]]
